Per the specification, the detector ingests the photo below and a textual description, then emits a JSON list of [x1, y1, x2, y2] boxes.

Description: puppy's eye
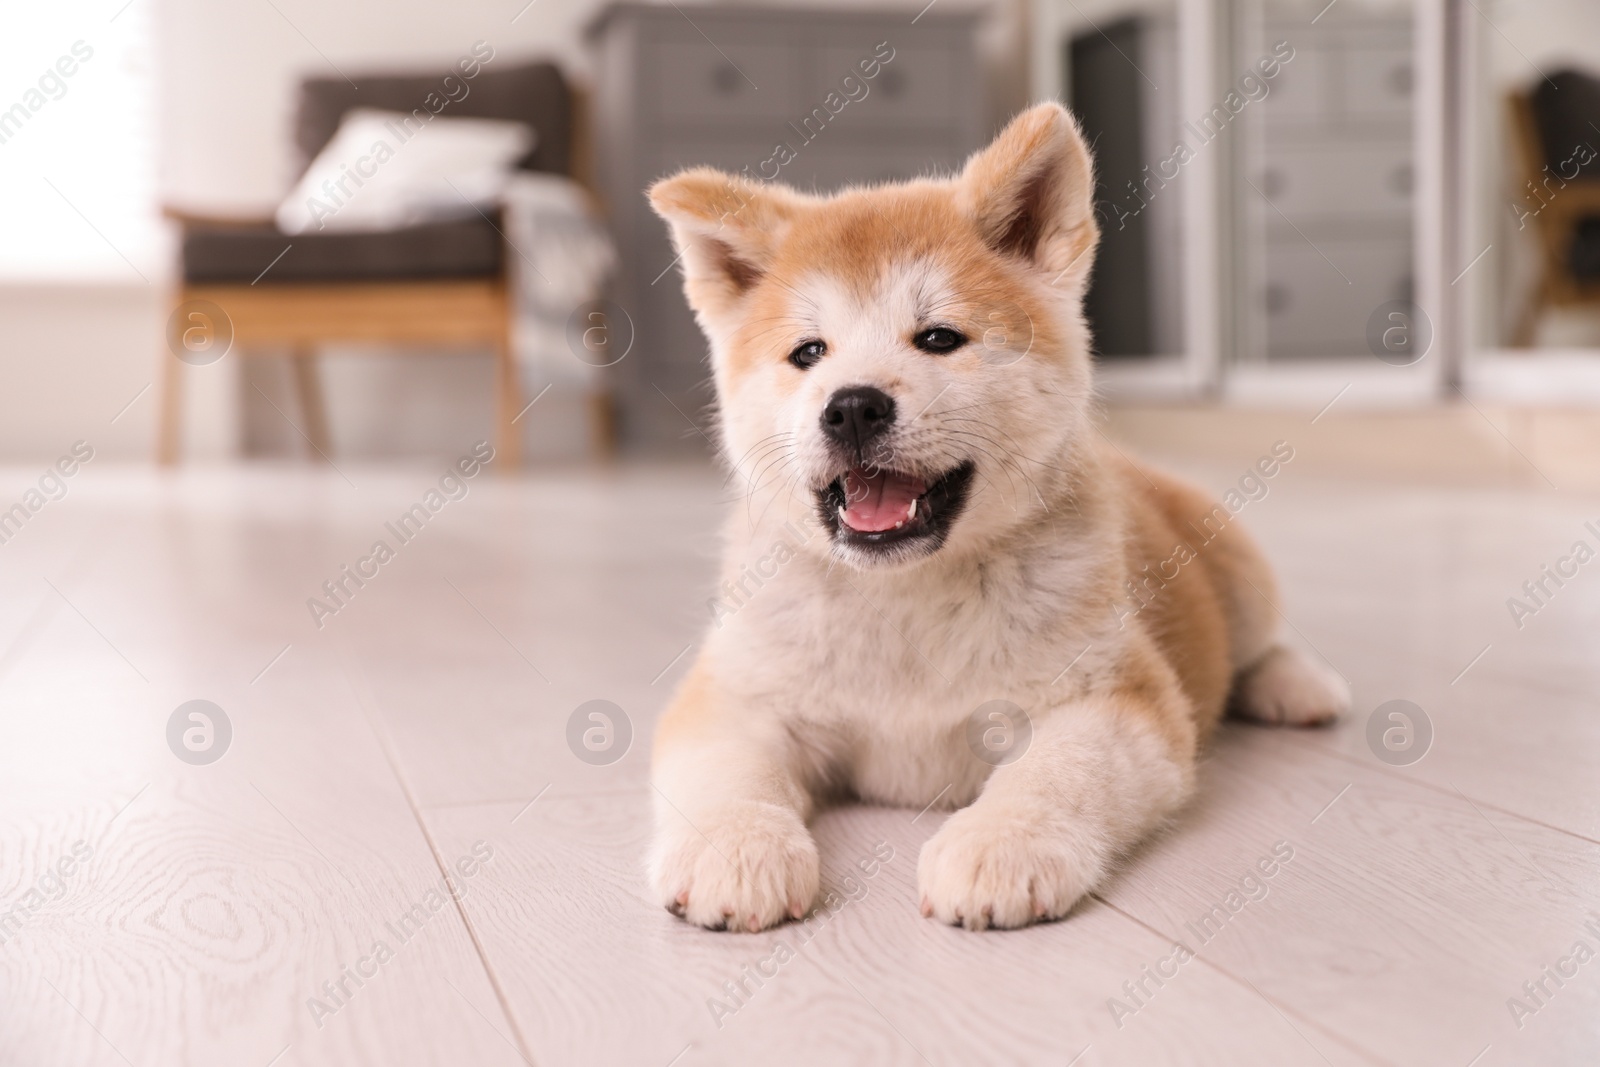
[[913, 327, 967, 354], [789, 340, 826, 369]]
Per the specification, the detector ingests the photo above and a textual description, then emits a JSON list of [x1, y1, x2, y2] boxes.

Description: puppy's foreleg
[[648, 663, 819, 932], [918, 696, 1193, 930]]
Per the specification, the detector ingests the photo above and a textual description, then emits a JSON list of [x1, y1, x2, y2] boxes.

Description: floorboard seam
[[1089, 893, 1398, 1067], [1284, 734, 1600, 849], [0, 521, 111, 691], [338, 650, 543, 1067]]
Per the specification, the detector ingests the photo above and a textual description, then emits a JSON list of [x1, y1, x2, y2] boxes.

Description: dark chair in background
[[1509, 69, 1600, 347], [159, 61, 577, 467]]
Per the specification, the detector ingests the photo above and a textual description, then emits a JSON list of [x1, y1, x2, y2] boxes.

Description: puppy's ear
[[959, 103, 1098, 290], [649, 168, 797, 322]]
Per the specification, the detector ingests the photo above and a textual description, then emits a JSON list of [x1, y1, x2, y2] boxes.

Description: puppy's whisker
[[937, 429, 1034, 513], [726, 431, 796, 486], [738, 439, 797, 493], [745, 452, 796, 530], [735, 442, 799, 504]]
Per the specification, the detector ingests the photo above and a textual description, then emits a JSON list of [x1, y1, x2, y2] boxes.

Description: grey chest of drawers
[[587, 3, 984, 452]]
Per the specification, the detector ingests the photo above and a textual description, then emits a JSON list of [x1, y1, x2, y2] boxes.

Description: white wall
[[153, 0, 1022, 215], [153, 0, 600, 215], [2, 0, 1022, 462]]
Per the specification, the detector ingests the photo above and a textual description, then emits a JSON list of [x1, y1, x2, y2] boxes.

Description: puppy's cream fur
[[647, 103, 1348, 932]]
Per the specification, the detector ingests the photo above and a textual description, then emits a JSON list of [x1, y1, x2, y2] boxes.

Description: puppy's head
[[651, 103, 1100, 570]]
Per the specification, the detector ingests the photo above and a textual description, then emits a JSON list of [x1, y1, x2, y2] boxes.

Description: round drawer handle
[[879, 68, 906, 98], [1261, 168, 1285, 199], [1265, 284, 1290, 314], [1390, 164, 1413, 196], [1389, 65, 1413, 97], [711, 63, 743, 95]]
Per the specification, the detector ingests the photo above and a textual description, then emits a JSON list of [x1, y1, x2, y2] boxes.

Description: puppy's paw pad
[[649, 802, 819, 932], [1232, 645, 1348, 726], [917, 810, 1099, 930]]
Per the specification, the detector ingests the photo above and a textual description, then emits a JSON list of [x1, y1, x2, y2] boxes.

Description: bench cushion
[[181, 216, 502, 284]]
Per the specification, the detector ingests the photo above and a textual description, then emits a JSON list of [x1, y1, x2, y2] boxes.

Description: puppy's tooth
[[909, 496, 918, 520]]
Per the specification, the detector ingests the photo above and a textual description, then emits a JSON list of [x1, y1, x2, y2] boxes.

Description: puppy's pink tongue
[[841, 468, 926, 532]]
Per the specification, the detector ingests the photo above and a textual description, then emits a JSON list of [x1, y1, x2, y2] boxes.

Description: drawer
[[814, 44, 961, 127], [644, 137, 969, 201], [1257, 141, 1412, 220], [1342, 46, 1413, 120], [788, 140, 970, 191], [649, 39, 803, 124], [1262, 44, 1331, 125], [1262, 237, 1412, 356]]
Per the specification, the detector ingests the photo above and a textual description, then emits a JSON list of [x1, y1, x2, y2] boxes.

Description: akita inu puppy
[[647, 102, 1347, 932]]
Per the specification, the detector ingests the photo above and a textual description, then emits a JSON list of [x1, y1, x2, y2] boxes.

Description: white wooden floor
[[2, 455, 1598, 1066]]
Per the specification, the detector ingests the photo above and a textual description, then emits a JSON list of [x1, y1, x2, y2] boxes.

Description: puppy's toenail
[[789, 901, 806, 920], [920, 897, 932, 918], [747, 915, 760, 932]]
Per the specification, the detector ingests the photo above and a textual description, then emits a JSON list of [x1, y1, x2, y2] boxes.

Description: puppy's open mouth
[[817, 461, 975, 555]]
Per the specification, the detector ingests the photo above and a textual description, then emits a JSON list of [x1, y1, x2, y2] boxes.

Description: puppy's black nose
[[821, 386, 896, 453]]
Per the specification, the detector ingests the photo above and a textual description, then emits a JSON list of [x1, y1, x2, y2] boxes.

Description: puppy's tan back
[[1115, 458, 1281, 742]]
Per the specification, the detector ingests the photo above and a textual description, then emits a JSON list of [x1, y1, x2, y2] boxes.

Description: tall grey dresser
[[588, 4, 984, 452], [1248, 6, 1415, 360]]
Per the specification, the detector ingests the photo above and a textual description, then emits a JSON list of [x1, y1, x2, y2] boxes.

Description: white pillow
[[275, 108, 535, 234]]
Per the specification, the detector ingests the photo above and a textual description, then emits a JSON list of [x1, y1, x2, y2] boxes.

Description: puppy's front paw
[[917, 807, 1102, 930], [649, 802, 819, 932]]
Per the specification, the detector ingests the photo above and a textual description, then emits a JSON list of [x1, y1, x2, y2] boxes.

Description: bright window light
[[0, 0, 160, 283]]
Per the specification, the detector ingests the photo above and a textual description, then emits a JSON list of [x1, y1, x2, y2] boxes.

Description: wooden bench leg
[[289, 346, 332, 460], [588, 389, 616, 460], [494, 321, 521, 472], [1512, 276, 1547, 348], [157, 349, 182, 465]]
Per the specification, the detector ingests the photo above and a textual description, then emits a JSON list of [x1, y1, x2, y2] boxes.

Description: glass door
[[1033, 0, 1213, 398], [1457, 0, 1600, 402], [1035, 0, 1449, 404]]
